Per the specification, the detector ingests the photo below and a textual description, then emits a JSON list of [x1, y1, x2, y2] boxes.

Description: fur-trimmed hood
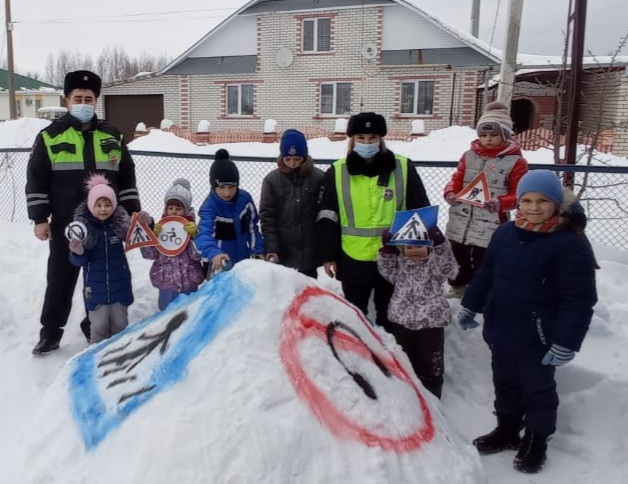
[[73, 202, 130, 250]]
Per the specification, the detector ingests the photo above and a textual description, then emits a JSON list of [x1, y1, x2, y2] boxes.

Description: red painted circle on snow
[[279, 286, 434, 452]]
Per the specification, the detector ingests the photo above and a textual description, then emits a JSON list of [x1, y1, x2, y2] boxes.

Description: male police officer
[[26, 70, 141, 354]]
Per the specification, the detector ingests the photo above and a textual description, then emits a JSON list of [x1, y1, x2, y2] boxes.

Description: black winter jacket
[[259, 156, 324, 273], [25, 113, 140, 225], [316, 149, 430, 284]]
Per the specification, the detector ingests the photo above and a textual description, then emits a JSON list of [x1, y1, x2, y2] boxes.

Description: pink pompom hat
[[86, 174, 117, 215]]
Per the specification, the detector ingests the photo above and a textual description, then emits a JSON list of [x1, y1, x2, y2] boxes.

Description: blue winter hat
[[280, 129, 308, 158], [516, 170, 564, 206]]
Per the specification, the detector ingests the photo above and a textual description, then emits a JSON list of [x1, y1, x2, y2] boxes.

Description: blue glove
[[542, 344, 575, 366], [457, 307, 479, 330]]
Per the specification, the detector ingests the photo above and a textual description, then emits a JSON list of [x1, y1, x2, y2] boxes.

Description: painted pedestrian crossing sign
[[389, 206, 438, 246], [455, 172, 490, 207], [125, 212, 159, 251]]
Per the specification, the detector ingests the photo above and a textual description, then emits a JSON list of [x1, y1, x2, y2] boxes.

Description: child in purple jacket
[[139, 178, 205, 310], [376, 223, 458, 398]]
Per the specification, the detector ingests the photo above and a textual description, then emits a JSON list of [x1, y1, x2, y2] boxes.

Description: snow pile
[[23, 261, 483, 484]]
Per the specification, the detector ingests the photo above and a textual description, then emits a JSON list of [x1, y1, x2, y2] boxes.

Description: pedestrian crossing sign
[[389, 205, 439, 246], [125, 212, 159, 251]]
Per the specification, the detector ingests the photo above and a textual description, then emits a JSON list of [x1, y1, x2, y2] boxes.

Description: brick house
[[98, 0, 499, 143]]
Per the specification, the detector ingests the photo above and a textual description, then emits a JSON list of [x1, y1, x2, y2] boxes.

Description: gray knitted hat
[[164, 178, 193, 215], [477, 101, 513, 139]]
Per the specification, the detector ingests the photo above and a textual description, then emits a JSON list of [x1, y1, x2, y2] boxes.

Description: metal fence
[[2, 148, 628, 250]]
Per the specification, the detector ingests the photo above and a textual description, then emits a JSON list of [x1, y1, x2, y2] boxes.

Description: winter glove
[[184, 221, 198, 237], [379, 229, 399, 255], [457, 307, 480, 330], [483, 198, 501, 213], [541, 344, 576, 366], [153, 223, 163, 235], [137, 210, 152, 226], [427, 226, 446, 246], [445, 192, 461, 206], [69, 239, 85, 255]]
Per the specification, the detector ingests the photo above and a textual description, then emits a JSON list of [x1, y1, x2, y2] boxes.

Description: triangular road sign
[[125, 212, 159, 251], [455, 172, 491, 207]]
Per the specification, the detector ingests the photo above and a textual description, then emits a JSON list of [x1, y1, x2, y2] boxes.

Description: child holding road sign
[[443, 101, 528, 299], [68, 174, 133, 343], [376, 206, 458, 399], [137, 178, 204, 311]]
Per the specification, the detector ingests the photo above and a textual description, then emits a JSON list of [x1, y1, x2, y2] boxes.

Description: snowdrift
[[25, 260, 484, 484]]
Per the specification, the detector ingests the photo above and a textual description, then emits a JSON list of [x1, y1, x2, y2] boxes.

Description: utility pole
[[5, 0, 17, 119], [497, 0, 524, 106], [470, 0, 481, 38], [564, 0, 587, 167]]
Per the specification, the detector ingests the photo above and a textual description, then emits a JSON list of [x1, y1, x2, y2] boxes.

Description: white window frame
[[400, 80, 435, 116], [302, 18, 332, 53], [226, 84, 254, 116], [320, 82, 351, 116]]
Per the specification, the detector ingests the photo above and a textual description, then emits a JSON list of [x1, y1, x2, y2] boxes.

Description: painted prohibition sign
[[279, 286, 434, 452]]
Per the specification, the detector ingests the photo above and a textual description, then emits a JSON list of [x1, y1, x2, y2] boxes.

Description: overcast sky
[[1, 0, 626, 77]]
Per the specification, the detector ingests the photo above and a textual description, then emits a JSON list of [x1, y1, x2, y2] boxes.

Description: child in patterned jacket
[[376, 223, 458, 399], [139, 178, 205, 310]]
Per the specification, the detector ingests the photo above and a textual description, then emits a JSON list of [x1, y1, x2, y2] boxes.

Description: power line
[[15, 7, 236, 24]]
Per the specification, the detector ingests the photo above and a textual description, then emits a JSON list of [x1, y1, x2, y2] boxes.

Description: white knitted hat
[[164, 178, 193, 215], [477, 101, 513, 139]]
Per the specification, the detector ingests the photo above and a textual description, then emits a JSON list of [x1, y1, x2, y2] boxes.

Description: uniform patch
[[383, 188, 393, 201]]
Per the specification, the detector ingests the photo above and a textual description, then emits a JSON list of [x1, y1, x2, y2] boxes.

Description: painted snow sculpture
[[25, 260, 484, 484]]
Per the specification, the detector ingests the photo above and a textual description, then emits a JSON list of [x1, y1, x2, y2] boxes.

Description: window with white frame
[[400, 81, 435, 115], [302, 18, 331, 53], [226, 84, 254, 116], [320, 82, 351, 115]]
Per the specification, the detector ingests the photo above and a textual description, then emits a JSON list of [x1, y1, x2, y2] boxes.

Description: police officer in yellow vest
[[317, 112, 430, 332], [26, 70, 141, 355]]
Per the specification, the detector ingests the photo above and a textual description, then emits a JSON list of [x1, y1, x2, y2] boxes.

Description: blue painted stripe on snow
[[69, 271, 252, 450]]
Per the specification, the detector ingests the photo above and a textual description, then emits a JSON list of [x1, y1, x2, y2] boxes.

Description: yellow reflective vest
[[334, 154, 408, 261]]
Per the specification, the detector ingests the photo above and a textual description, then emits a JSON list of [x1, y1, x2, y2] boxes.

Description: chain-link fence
[[2, 148, 628, 250]]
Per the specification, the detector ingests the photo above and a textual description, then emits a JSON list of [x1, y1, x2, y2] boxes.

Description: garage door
[[104, 95, 164, 144]]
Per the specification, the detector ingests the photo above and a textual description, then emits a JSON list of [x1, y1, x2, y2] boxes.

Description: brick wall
[[612, 76, 628, 156], [102, 6, 486, 137]]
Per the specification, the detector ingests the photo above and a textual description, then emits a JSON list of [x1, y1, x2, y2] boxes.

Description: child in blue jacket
[[456, 170, 597, 474], [196, 149, 264, 275], [68, 174, 133, 344]]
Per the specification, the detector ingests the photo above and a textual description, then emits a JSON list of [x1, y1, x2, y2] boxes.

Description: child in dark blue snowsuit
[[195, 149, 264, 276], [456, 169, 597, 474], [69, 175, 133, 344]]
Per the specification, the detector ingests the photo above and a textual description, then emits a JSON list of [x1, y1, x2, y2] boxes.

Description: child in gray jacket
[[376, 224, 457, 398]]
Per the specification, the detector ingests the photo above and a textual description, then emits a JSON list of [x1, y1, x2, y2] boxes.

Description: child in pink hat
[[68, 174, 133, 343]]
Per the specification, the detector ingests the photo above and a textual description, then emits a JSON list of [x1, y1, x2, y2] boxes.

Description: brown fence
[[518, 128, 615, 153]]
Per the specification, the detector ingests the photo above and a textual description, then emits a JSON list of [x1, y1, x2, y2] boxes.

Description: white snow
[[1, 118, 628, 483]]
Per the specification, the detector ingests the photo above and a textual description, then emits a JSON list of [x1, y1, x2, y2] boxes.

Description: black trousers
[[448, 239, 487, 287], [341, 274, 394, 333], [40, 218, 81, 339], [389, 324, 445, 399]]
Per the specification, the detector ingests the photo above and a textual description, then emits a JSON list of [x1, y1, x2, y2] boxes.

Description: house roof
[[0, 69, 58, 91], [162, 0, 501, 73]]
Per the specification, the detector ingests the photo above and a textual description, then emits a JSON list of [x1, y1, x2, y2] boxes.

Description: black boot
[[514, 428, 549, 473], [32, 327, 63, 355], [80, 317, 91, 343], [473, 414, 523, 454]]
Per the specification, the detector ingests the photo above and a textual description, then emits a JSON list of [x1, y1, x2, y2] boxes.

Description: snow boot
[[80, 317, 91, 343], [513, 428, 549, 474], [473, 414, 523, 454], [32, 327, 63, 355]]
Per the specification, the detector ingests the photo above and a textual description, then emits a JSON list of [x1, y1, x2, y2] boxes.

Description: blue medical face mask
[[70, 104, 95, 124], [353, 141, 380, 159]]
